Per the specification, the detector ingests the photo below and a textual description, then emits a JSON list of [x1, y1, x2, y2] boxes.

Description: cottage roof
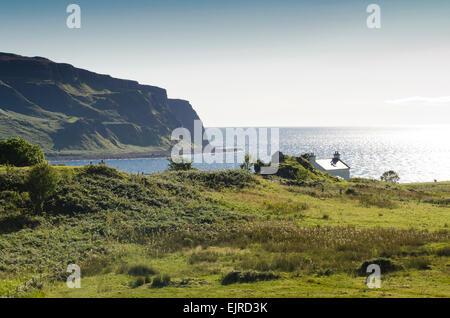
[[315, 158, 350, 171]]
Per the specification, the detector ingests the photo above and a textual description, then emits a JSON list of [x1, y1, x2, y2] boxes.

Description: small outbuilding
[[308, 151, 351, 181]]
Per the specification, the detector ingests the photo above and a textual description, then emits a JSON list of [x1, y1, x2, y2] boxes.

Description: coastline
[[46, 150, 172, 161], [46, 147, 241, 162]]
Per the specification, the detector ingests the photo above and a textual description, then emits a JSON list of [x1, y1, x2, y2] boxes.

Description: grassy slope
[[0, 76, 175, 156], [0, 165, 449, 298]]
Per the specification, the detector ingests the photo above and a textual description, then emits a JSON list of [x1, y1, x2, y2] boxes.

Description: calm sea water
[[50, 126, 450, 183]]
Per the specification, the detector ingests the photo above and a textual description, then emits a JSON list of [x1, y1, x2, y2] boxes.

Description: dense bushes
[[380, 170, 400, 184], [357, 257, 403, 276], [221, 270, 279, 285], [27, 163, 59, 214], [125, 264, 157, 276], [164, 169, 258, 189], [0, 164, 58, 214], [0, 167, 256, 275], [0, 137, 45, 167], [167, 157, 195, 171], [0, 166, 28, 192], [81, 164, 123, 178], [151, 274, 171, 288]]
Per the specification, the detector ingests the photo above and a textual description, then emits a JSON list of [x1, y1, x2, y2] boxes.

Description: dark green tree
[[380, 170, 400, 184], [167, 157, 194, 171], [253, 159, 263, 174], [240, 154, 254, 172], [0, 137, 45, 167], [27, 162, 59, 214]]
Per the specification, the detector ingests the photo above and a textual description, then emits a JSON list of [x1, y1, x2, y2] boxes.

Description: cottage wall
[[309, 156, 351, 181], [328, 169, 350, 181]]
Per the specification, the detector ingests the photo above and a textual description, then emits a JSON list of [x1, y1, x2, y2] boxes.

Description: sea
[[50, 126, 450, 183]]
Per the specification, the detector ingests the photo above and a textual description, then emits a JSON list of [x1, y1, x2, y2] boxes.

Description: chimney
[[333, 151, 341, 160]]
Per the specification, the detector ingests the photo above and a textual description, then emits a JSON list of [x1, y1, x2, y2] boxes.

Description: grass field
[[0, 164, 449, 298]]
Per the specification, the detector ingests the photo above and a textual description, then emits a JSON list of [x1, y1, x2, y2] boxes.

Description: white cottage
[[309, 151, 351, 181]]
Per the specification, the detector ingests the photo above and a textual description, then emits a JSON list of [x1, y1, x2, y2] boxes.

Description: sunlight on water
[[278, 126, 450, 183], [51, 126, 450, 183]]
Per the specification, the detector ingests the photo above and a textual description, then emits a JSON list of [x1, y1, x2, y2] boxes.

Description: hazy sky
[[1, 0, 450, 126]]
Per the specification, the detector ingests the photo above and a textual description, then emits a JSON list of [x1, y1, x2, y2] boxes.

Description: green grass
[[0, 165, 449, 298]]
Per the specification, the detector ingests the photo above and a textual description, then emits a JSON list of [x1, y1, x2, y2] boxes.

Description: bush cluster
[[0, 137, 45, 167], [221, 270, 279, 285]]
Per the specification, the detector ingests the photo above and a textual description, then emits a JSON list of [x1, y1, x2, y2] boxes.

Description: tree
[[253, 159, 263, 174], [380, 170, 400, 184], [167, 157, 194, 171], [27, 163, 59, 214], [0, 137, 45, 167], [240, 154, 254, 172]]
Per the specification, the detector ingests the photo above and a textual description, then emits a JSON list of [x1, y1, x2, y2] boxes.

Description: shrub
[[151, 274, 171, 288], [253, 159, 264, 174], [436, 246, 450, 257], [317, 268, 334, 276], [167, 157, 194, 171], [82, 164, 122, 178], [221, 270, 279, 285], [126, 264, 157, 276], [380, 170, 400, 184], [167, 169, 257, 189], [26, 163, 59, 214], [131, 277, 145, 288], [0, 166, 28, 192], [44, 182, 98, 215], [0, 137, 45, 167], [0, 190, 29, 209], [0, 213, 39, 234], [345, 188, 356, 195], [357, 257, 402, 276], [240, 154, 254, 172]]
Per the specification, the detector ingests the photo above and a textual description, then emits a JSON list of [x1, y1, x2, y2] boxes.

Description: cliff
[[0, 53, 207, 157]]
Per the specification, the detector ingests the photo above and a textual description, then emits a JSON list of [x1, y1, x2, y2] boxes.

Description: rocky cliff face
[[167, 99, 209, 147], [0, 53, 207, 156]]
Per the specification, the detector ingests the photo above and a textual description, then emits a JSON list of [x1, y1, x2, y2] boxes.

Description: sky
[[1, 0, 450, 127]]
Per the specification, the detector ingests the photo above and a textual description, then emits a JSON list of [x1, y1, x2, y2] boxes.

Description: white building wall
[[310, 158, 350, 181], [328, 169, 350, 181], [310, 160, 321, 171]]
